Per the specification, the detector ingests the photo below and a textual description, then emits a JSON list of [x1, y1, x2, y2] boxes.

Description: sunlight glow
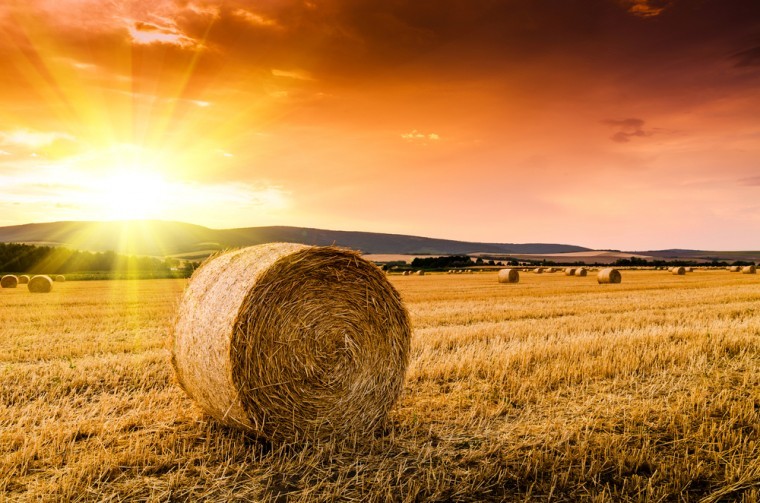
[[89, 170, 170, 220]]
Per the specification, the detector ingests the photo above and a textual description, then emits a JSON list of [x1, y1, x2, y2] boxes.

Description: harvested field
[[2, 271, 760, 501]]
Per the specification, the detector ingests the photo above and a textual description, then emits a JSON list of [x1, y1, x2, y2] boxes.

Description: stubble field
[[2, 270, 760, 502]]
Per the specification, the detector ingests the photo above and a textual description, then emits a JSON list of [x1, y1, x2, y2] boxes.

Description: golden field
[[2, 270, 760, 502]]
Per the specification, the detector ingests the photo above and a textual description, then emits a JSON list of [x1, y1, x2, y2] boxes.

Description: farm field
[[2, 271, 760, 502]]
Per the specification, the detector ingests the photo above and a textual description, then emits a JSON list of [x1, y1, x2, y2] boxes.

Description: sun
[[88, 168, 171, 221]]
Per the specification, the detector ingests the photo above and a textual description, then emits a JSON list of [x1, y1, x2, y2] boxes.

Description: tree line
[[0, 242, 198, 276]]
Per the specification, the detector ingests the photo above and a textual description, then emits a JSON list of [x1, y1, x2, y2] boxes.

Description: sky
[[0, 0, 759, 250]]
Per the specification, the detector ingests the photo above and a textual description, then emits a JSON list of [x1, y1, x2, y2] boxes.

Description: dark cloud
[[733, 45, 760, 67], [740, 176, 760, 186], [620, 0, 673, 18], [603, 118, 652, 143]]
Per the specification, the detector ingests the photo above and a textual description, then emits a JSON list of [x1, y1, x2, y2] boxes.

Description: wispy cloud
[[126, 19, 199, 48], [401, 130, 441, 142], [602, 118, 652, 143], [0, 129, 75, 148], [620, 0, 672, 18], [733, 45, 760, 68], [272, 69, 315, 81], [739, 176, 760, 186], [233, 9, 281, 29]]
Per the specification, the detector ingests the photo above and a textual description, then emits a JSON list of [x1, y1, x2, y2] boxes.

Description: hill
[[0, 220, 590, 258]]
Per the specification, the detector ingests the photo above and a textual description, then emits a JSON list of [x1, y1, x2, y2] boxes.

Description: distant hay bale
[[742, 265, 756, 274], [533, 267, 543, 274], [685, 267, 693, 273], [1, 275, 19, 288], [54, 275, 65, 282], [497, 268, 519, 284], [729, 266, 741, 272], [564, 268, 575, 276], [171, 243, 411, 442], [575, 268, 587, 277], [18, 275, 30, 284], [672, 266, 686, 275], [597, 268, 622, 284], [546, 268, 555, 273], [415, 270, 425, 276], [27, 275, 53, 293]]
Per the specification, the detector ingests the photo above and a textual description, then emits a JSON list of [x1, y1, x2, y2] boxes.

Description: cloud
[[602, 118, 652, 143], [233, 8, 281, 29], [733, 45, 760, 67], [271, 69, 315, 81], [401, 130, 441, 142], [0, 129, 75, 148], [739, 176, 760, 186], [620, 0, 672, 18], [126, 19, 199, 48]]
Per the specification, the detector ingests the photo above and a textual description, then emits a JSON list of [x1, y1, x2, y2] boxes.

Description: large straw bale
[[597, 268, 622, 284], [729, 266, 741, 272], [564, 268, 575, 276], [575, 268, 588, 277], [27, 275, 53, 293], [1, 275, 18, 288], [672, 266, 686, 275], [54, 275, 66, 282], [172, 243, 410, 442], [18, 275, 30, 284], [533, 267, 543, 274], [742, 265, 756, 274], [497, 269, 519, 283]]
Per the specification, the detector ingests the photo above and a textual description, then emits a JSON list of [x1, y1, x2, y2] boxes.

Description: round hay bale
[[564, 268, 575, 276], [575, 268, 588, 277], [1, 275, 19, 288], [742, 265, 756, 274], [546, 267, 555, 273], [415, 270, 425, 276], [533, 267, 543, 274], [685, 267, 693, 273], [597, 268, 622, 284], [54, 275, 66, 282], [18, 275, 30, 284], [27, 275, 53, 293], [672, 266, 686, 275], [171, 243, 411, 442], [497, 268, 519, 284], [729, 266, 741, 272]]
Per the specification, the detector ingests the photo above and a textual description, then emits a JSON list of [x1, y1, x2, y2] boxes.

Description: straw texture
[[1, 275, 18, 288], [597, 268, 622, 284], [171, 243, 411, 442], [27, 275, 53, 293], [497, 269, 519, 284], [18, 275, 30, 285]]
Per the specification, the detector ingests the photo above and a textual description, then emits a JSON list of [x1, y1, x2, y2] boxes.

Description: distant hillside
[[0, 220, 590, 257]]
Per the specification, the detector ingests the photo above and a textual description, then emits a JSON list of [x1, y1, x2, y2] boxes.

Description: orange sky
[[1, 0, 759, 250]]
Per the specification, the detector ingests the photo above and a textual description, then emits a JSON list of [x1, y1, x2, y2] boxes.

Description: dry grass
[[3, 271, 760, 501]]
